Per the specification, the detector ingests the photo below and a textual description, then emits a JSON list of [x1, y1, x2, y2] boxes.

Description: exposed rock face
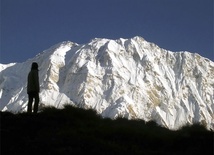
[[1, 36, 214, 130]]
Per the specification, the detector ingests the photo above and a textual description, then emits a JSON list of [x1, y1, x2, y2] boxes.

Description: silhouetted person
[[27, 62, 40, 113]]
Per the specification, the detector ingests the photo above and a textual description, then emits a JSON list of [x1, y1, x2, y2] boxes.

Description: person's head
[[31, 62, 39, 70]]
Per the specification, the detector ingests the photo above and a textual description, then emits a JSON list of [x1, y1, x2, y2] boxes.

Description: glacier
[[0, 36, 214, 130]]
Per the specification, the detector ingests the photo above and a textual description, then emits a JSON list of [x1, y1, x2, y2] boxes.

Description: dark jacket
[[27, 69, 40, 94]]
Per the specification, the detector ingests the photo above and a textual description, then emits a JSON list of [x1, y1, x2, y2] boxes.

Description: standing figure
[[27, 62, 40, 113]]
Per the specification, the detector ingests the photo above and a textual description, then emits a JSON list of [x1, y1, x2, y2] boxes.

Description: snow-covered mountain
[[1, 36, 214, 130]]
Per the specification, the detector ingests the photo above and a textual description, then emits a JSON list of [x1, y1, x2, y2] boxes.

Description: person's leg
[[33, 93, 39, 113], [27, 94, 33, 113]]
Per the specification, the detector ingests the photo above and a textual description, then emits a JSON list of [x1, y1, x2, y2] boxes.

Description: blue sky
[[0, 0, 213, 64]]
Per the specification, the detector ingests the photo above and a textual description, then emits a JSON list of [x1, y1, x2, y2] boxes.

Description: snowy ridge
[[0, 36, 214, 130]]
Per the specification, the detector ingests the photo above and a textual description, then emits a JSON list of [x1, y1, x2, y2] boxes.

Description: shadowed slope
[[1, 105, 213, 155]]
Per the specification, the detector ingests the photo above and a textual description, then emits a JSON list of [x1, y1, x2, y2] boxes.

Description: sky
[[0, 0, 213, 64]]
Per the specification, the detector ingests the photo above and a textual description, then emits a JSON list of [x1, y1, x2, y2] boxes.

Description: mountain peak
[[0, 36, 213, 130]]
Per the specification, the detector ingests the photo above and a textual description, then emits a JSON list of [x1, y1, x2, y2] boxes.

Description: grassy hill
[[1, 105, 213, 155]]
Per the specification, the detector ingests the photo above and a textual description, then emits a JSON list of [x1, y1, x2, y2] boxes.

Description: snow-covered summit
[[0, 36, 214, 130]]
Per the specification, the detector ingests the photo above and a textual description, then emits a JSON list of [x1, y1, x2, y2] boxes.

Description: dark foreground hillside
[[1, 105, 213, 155]]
